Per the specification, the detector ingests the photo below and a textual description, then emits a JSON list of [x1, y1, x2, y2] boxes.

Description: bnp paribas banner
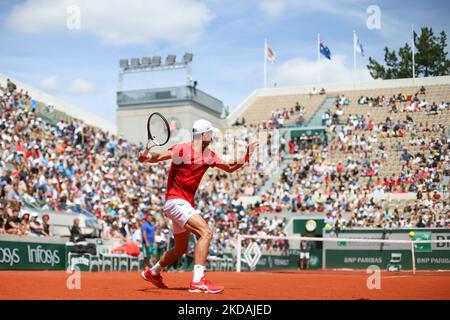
[[0, 240, 66, 270], [324, 229, 450, 270], [253, 250, 323, 271]]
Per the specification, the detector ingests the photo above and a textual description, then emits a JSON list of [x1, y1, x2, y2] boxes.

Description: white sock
[[151, 262, 163, 276], [193, 265, 205, 283]]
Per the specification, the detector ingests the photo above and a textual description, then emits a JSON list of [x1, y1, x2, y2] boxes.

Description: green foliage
[[367, 28, 450, 79]]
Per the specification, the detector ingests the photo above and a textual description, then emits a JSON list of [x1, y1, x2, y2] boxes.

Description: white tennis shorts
[[163, 198, 201, 234], [300, 252, 310, 259]]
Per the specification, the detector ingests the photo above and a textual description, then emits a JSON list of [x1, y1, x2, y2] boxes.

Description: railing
[[4, 194, 100, 231], [117, 86, 224, 114]]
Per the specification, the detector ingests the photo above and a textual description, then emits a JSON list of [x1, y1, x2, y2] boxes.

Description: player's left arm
[[215, 142, 259, 173]]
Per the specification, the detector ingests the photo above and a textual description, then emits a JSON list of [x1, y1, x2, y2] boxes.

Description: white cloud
[[272, 55, 371, 87], [68, 78, 97, 94], [259, 0, 286, 18], [40, 76, 58, 91], [6, 0, 214, 45]]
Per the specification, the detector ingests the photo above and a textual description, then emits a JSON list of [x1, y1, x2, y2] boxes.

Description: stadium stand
[[0, 78, 288, 256], [236, 93, 326, 127], [1, 75, 449, 263]]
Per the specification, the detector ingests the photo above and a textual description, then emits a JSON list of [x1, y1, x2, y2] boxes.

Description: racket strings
[[148, 113, 170, 146]]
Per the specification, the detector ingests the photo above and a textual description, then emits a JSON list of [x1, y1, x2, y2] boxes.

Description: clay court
[[1, 270, 450, 300]]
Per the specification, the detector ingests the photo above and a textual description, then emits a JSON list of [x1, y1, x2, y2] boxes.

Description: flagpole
[[411, 25, 416, 80], [353, 30, 357, 88], [318, 33, 321, 88], [264, 37, 268, 88]]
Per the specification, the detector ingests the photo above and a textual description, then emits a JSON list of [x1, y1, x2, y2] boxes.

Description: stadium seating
[[239, 93, 326, 126], [1, 77, 449, 260]]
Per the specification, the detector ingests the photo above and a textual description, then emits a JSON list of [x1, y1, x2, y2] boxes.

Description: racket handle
[[139, 149, 153, 162], [146, 140, 157, 150]]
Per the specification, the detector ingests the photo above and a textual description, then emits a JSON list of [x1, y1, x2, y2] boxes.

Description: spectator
[[0, 212, 5, 234], [419, 86, 426, 95], [29, 212, 46, 237], [130, 219, 142, 243], [5, 209, 21, 235], [7, 78, 17, 93], [42, 213, 51, 236], [141, 214, 158, 269], [70, 218, 95, 242], [299, 237, 312, 270]]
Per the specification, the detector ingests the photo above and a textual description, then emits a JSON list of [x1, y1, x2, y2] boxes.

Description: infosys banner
[[324, 229, 450, 270], [0, 240, 66, 270]]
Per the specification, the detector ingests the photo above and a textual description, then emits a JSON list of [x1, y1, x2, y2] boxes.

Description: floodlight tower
[[116, 52, 224, 145], [118, 53, 193, 91]]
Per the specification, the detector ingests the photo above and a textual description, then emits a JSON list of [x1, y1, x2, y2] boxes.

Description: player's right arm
[[138, 148, 172, 163]]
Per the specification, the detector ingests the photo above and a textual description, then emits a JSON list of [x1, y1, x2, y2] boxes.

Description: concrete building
[[116, 85, 224, 146]]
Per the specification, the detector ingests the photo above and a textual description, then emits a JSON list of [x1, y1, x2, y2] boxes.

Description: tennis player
[[138, 119, 258, 293]]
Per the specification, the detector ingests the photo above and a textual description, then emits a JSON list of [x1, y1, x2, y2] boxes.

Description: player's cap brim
[[193, 127, 219, 134]]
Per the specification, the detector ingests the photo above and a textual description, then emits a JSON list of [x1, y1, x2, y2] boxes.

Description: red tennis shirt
[[165, 142, 221, 207]]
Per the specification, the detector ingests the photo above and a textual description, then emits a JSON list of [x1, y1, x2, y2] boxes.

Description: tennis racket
[[146, 112, 171, 150]]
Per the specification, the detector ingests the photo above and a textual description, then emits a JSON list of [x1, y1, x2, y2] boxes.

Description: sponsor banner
[[252, 250, 322, 271], [326, 250, 450, 270], [412, 231, 432, 252], [0, 240, 66, 270], [324, 230, 450, 251]]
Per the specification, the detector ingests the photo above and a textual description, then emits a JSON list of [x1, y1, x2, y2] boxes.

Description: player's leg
[[141, 230, 190, 289], [185, 215, 224, 293], [185, 214, 211, 266], [143, 256, 149, 269], [151, 252, 158, 267], [158, 230, 190, 269]]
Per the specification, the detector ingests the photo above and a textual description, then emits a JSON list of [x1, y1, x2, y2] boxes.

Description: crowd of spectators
[[258, 147, 450, 229], [1, 80, 449, 259], [233, 102, 307, 129], [255, 88, 450, 229], [0, 81, 288, 255]]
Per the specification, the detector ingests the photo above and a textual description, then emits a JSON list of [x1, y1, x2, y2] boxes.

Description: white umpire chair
[[129, 252, 143, 271], [219, 257, 228, 271], [225, 256, 234, 271], [207, 256, 221, 271], [98, 246, 114, 271]]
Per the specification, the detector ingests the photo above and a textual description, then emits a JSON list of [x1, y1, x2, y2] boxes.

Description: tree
[[367, 28, 450, 79], [222, 105, 230, 118]]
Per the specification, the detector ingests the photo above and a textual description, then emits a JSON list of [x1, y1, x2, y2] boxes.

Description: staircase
[[256, 156, 293, 196], [304, 96, 335, 127]]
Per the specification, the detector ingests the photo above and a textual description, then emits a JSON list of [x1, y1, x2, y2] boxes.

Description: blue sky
[[0, 0, 449, 124]]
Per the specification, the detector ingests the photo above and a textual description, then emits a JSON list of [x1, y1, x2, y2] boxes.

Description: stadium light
[[152, 56, 161, 66], [183, 53, 193, 64], [119, 59, 129, 69], [118, 53, 194, 90], [141, 57, 151, 66], [130, 58, 140, 67], [166, 55, 176, 65]]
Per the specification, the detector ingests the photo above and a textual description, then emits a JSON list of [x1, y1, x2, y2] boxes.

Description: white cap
[[192, 119, 219, 135], [31, 212, 39, 218]]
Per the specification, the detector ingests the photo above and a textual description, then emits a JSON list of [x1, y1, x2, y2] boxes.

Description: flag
[[266, 46, 276, 63], [413, 30, 420, 48], [354, 34, 365, 57], [320, 39, 332, 60]]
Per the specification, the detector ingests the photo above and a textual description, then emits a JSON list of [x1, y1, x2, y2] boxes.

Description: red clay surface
[[1, 270, 450, 300]]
